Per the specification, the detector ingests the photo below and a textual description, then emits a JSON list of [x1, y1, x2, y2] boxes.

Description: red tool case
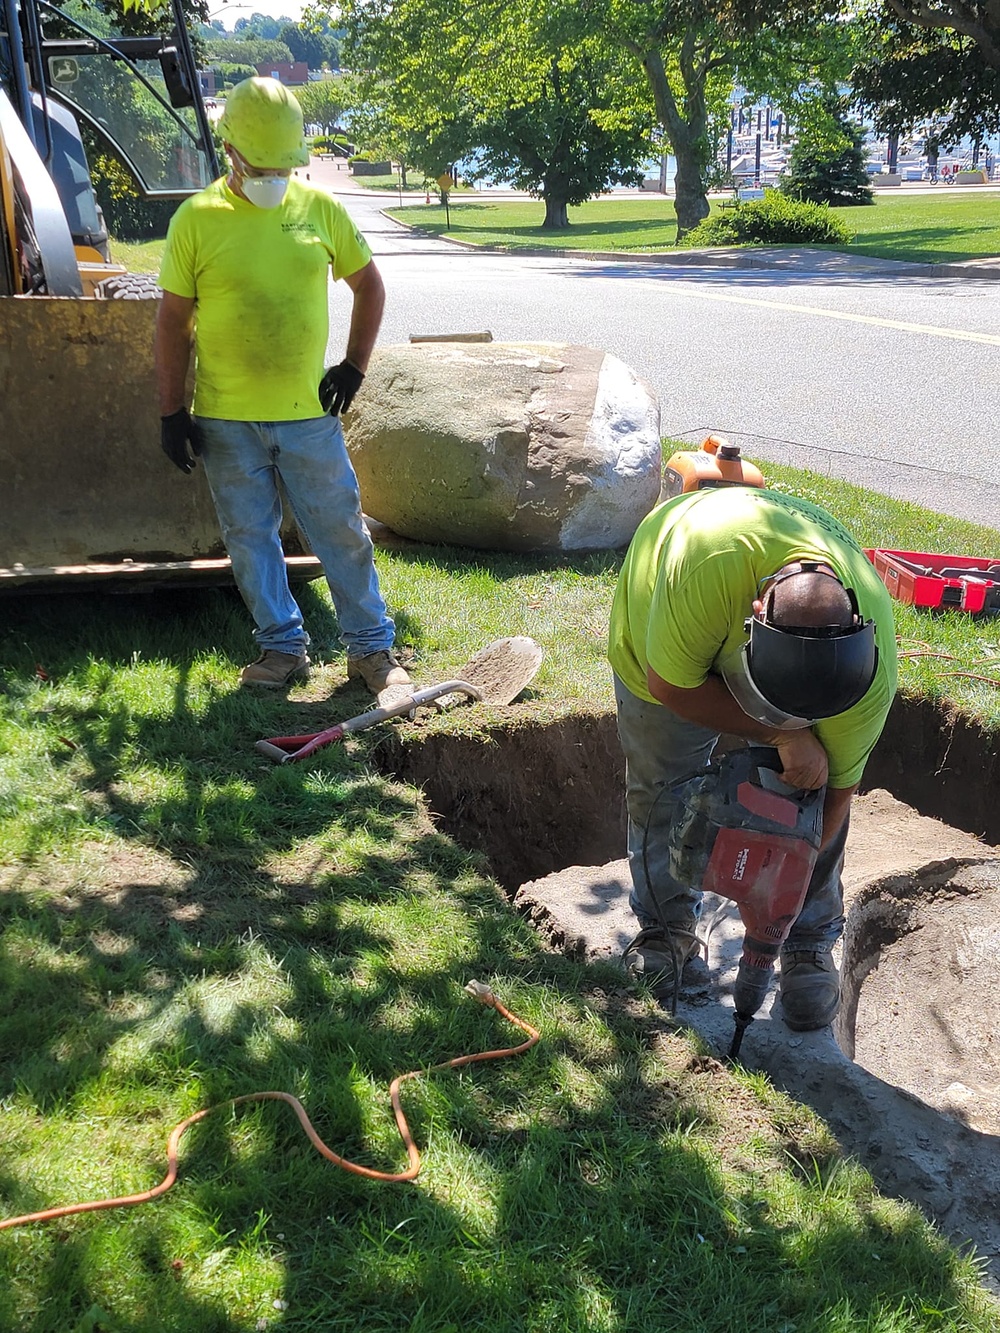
[[865, 548, 1000, 614]]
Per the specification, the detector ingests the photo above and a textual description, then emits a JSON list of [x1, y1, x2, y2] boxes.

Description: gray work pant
[[613, 674, 847, 951]]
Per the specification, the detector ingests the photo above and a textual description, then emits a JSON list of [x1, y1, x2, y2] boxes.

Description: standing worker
[[608, 486, 897, 1030], [155, 77, 410, 695]]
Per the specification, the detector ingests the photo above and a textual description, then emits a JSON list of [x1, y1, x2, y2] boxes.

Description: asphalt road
[[326, 184, 1000, 530]]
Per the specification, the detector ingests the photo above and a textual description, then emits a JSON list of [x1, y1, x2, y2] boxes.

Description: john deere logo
[[49, 56, 79, 85]]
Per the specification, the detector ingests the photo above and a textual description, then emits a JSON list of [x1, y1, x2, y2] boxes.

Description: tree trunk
[[671, 137, 711, 236], [641, 41, 711, 239], [542, 195, 570, 228]]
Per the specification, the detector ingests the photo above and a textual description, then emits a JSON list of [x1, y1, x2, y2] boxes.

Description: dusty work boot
[[240, 650, 310, 689], [347, 649, 410, 695], [778, 950, 841, 1031], [621, 925, 702, 1011]]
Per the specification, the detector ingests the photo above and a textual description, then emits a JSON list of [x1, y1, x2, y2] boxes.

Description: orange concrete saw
[[255, 636, 543, 763]]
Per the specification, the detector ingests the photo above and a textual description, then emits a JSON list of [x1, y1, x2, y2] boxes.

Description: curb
[[378, 210, 1000, 281]]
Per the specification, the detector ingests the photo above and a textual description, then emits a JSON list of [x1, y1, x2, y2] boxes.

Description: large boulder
[[344, 341, 661, 551]]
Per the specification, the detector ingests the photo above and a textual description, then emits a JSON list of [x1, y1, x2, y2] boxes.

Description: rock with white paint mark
[[342, 341, 661, 551]]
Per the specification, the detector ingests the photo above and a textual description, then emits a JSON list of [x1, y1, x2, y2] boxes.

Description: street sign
[[436, 173, 454, 191]]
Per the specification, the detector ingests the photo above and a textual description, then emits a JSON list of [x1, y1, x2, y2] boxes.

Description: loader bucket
[[0, 296, 320, 592]]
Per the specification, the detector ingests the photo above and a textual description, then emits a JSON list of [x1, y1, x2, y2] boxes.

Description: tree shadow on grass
[[847, 223, 1000, 264], [2, 852, 980, 1333], [0, 589, 990, 1331], [365, 535, 623, 584], [401, 205, 678, 245]]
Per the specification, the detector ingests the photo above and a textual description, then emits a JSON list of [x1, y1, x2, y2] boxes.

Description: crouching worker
[[607, 485, 897, 1030]]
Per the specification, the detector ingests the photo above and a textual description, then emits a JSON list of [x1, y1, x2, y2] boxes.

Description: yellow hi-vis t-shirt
[[158, 176, 372, 421], [607, 487, 897, 789]]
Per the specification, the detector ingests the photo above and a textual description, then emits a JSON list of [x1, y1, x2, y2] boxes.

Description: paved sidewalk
[[581, 244, 1000, 280]]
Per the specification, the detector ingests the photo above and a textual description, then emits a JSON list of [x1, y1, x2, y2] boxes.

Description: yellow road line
[[673, 287, 1000, 346]]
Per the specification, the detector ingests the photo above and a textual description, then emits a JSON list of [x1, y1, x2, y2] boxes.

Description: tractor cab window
[[37, 0, 216, 195]]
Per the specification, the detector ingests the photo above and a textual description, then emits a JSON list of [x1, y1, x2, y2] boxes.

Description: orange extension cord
[[0, 981, 539, 1231]]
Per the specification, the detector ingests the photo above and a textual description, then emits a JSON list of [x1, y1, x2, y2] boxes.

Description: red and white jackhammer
[[660, 747, 825, 1059]]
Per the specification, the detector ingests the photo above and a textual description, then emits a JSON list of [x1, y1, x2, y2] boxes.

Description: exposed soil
[[368, 710, 627, 892], [370, 690, 1000, 891], [848, 870, 1000, 1137], [370, 696, 1000, 1293]]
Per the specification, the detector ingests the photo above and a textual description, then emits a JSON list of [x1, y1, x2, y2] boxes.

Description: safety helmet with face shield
[[718, 562, 878, 730]]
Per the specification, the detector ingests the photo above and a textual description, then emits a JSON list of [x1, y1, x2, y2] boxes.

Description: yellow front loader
[[0, 0, 318, 590]]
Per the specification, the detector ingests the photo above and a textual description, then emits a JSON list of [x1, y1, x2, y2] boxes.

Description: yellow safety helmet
[[218, 77, 309, 169]]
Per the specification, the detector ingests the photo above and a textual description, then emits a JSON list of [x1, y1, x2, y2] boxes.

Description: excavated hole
[[370, 692, 1000, 1290], [837, 865, 1000, 1137]]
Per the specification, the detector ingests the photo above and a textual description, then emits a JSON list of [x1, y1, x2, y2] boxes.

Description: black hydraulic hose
[[2, 0, 38, 150], [21, 0, 54, 165]]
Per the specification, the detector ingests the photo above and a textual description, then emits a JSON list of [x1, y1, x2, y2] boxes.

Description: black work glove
[[160, 407, 202, 474], [319, 359, 365, 416]]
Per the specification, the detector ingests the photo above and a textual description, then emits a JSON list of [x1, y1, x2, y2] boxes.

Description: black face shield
[[720, 569, 878, 727]]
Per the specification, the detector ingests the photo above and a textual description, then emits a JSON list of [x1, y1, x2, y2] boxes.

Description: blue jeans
[[195, 416, 395, 657], [613, 674, 847, 951]]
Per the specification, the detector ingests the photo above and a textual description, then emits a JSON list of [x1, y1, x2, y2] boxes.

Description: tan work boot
[[240, 650, 310, 689], [346, 649, 410, 695], [779, 949, 840, 1030]]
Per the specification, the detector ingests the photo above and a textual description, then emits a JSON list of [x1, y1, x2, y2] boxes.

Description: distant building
[[254, 61, 309, 86], [198, 69, 217, 97]]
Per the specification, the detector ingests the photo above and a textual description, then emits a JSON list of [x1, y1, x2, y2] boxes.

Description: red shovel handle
[[255, 724, 346, 764], [255, 680, 483, 764]]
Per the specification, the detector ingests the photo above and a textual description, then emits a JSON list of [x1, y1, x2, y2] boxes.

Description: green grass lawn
[[2, 466, 999, 1330], [348, 172, 425, 192], [108, 237, 168, 274], [349, 173, 475, 194], [387, 196, 683, 252], [386, 191, 1000, 263], [112, 190, 1000, 275], [837, 192, 1000, 262]]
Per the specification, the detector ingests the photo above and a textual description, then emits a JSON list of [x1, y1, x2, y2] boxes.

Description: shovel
[[255, 636, 543, 764]]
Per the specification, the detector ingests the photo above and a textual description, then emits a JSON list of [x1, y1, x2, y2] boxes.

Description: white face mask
[[240, 175, 289, 209]]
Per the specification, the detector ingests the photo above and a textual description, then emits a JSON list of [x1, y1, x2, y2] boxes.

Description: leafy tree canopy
[[781, 97, 874, 205], [279, 22, 340, 68], [339, 0, 658, 227], [851, 8, 1000, 140], [295, 78, 349, 133], [233, 12, 290, 39], [204, 35, 294, 64], [879, 0, 1000, 71], [537, 0, 860, 234]]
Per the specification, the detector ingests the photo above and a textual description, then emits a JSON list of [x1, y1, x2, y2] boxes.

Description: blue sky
[[208, 1, 306, 29]]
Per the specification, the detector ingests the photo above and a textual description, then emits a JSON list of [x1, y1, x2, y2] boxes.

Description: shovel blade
[[455, 636, 543, 706]]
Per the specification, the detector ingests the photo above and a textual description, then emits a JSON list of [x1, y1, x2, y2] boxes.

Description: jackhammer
[[660, 747, 825, 1059]]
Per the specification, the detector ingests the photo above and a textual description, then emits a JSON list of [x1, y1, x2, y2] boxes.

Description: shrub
[[207, 63, 255, 91], [782, 107, 874, 206], [86, 149, 178, 242], [683, 193, 854, 248], [312, 135, 353, 156]]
